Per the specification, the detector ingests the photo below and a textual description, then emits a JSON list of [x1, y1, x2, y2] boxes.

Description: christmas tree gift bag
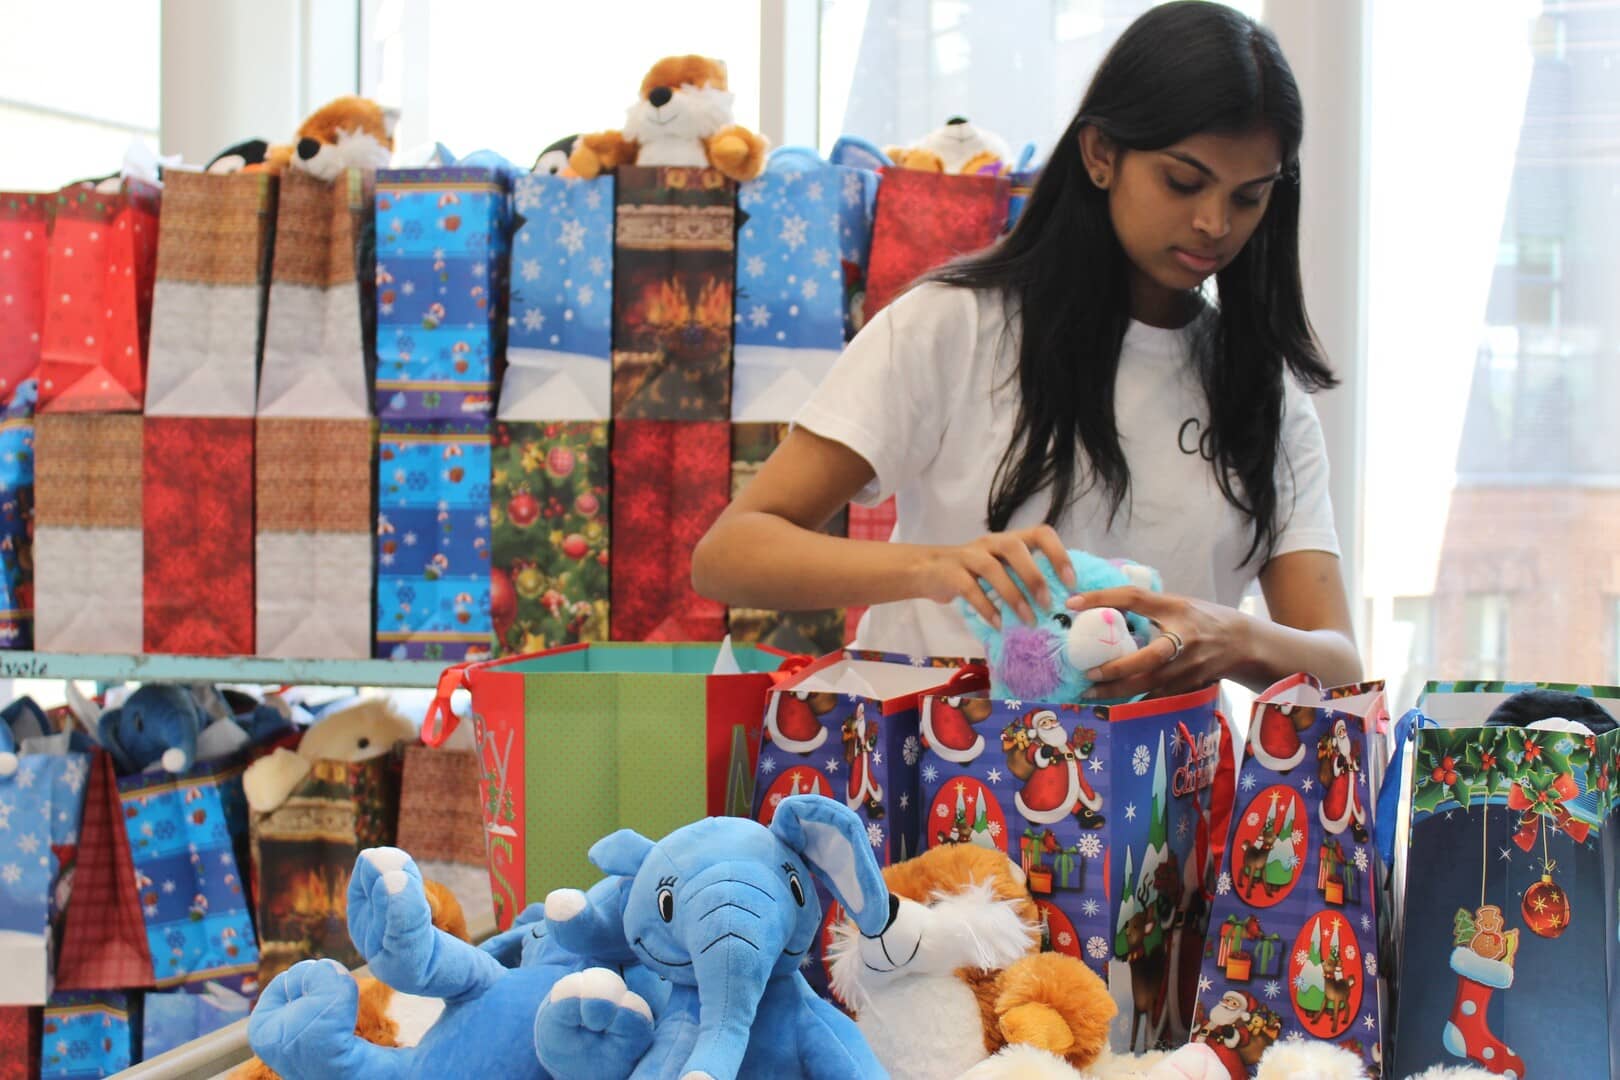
[[0, 193, 52, 404], [38, 179, 160, 414], [727, 423, 845, 655], [40, 992, 134, 1079], [1190, 676, 1388, 1079], [488, 420, 609, 656], [250, 751, 403, 986], [143, 170, 275, 656], [1391, 682, 1620, 1080], [257, 168, 376, 659], [33, 412, 143, 651], [611, 165, 736, 420], [916, 683, 1228, 1053], [374, 419, 493, 661], [374, 166, 509, 421], [610, 419, 729, 642], [502, 172, 613, 422], [422, 641, 793, 929], [751, 650, 980, 996]]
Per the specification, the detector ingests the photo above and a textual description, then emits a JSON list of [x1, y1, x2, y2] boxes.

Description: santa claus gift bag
[[1191, 676, 1388, 1079], [1391, 682, 1620, 1080], [916, 683, 1228, 1054], [752, 650, 980, 997], [423, 640, 793, 930]]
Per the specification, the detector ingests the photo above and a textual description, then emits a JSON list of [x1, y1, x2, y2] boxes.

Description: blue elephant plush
[[534, 794, 891, 1080], [958, 550, 1162, 704], [98, 684, 205, 775], [248, 847, 668, 1078]]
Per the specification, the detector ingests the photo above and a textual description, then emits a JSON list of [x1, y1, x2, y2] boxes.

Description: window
[[362, 1, 762, 169], [1363, 0, 1620, 707], [1388, 596, 1434, 712], [0, 1, 161, 189], [817, 0, 1262, 160]]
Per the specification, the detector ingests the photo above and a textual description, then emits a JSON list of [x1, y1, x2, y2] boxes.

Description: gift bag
[[0, 385, 36, 649], [917, 683, 1227, 1052], [251, 753, 402, 985], [0, 1006, 41, 1080], [374, 166, 509, 420], [1392, 682, 1620, 1080], [40, 992, 134, 1079], [732, 155, 846, 423], [0, 749, 90, 1005], [0, 193, 51, 404], [1191, 676, 1388, 1078], [396, 744, 492, 925], [611, 166, 736, 420], [55, 753, 155, 992], [503, 173, 613, 421], [33, 413, 143, 652], [727, 422, 845, 655], [375, 419, 492, 660], [489, 420, 608, 655], [610, 419, 728, 642], [863, 167, 1009, 320], [38, 180, 159, 413], [423, 641, 792, 928], [753, 650, 979, 996], [116, 757, 259, 990], [142, 984, 253, 1061]]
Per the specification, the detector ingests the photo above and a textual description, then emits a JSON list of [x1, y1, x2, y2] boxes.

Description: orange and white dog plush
[[568, 55, 768, 182], [827, 844, 1116, 1079], [264, 95, 398, 180]]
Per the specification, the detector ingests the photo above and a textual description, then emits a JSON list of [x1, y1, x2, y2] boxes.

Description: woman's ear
[[1078, 124, 1117, 189]]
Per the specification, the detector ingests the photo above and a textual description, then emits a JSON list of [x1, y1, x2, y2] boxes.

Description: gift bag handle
[[942, 663, 990, 696], [1376, 708, 1436, 871]]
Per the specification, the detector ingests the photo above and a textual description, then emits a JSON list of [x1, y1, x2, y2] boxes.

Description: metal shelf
[[0, 652, 448, 688]]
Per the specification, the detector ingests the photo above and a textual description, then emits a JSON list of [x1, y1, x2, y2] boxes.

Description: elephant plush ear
[[98, 709, 135, 774], [770, 795, 889, 937], [588, 829, 655, 878]]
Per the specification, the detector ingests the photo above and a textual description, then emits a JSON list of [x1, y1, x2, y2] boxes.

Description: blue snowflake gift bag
[[374, 167, 511, 421], [40, 991, 134, 1079], [733, 153, 848, 423], [1191, 676, 1388, 1077], [751, 649, 977, 997], [917, 684, 1226, 1054], [374, 420, 493, 661], [0, 741, 90, 1005], [502, 173, 614, 421]]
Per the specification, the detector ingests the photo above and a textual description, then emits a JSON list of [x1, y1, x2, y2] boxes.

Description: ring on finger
[[1157, 629, 1185, 663]]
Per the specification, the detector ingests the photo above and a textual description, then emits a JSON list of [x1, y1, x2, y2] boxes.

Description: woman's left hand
[[1067, 587, 1251, 699]]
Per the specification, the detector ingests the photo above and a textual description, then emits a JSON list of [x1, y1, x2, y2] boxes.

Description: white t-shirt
[[793, 282, 1341, 659]]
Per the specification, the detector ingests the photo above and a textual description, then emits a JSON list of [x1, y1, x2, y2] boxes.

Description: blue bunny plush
[[98, 684, 206, 775], [958, 549, 1163, 704], [534, 794, 890, 1080], [248, 847, 667, 1079]]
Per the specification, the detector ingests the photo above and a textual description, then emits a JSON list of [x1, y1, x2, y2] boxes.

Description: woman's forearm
[[693, 510, 938, 612], [1232, 614, 1363, 693]]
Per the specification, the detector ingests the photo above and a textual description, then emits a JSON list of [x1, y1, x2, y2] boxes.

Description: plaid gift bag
[[55, 753, 154, 992], [33, 413, 144, 652], [0, 193, 52, 405], [38, 180, 160, 414]]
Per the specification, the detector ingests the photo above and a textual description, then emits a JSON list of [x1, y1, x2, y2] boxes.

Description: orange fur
[[234, 879, 468, 1080], [883, 843, 1039, 925], [639, 54, 728, 97], [259, 95, 395, 175], [995, 951, 1117, 1069]]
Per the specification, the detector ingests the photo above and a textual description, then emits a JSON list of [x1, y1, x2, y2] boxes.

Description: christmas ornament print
[[1520, 873, 1570, 939]]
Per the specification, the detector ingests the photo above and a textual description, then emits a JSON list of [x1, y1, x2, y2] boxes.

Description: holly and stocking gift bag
[[1191, 676, 1388, 1079], [257, 167, 376, 658]]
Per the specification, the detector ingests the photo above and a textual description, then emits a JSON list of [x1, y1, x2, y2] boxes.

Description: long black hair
[[933, 1, 1335, 567]]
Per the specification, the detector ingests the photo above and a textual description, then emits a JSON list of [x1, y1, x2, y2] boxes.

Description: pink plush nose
[[1101, 610, 1116, 626]]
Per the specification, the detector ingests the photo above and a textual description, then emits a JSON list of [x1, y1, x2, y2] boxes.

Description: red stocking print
[[1442, 946, 1525, 1078]]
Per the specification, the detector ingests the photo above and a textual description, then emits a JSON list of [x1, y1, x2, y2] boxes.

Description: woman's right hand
[[911, 526, 1076, 630]]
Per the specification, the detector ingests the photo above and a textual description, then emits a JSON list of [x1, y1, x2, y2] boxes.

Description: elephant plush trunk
[[682, 879, 785, 1078]]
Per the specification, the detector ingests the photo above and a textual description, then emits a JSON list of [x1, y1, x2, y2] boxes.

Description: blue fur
[[97, 685, 203, 774], [248, 848, 667, 1079], [956, 549, 1161, 703], [534, 795, 889, 1080]]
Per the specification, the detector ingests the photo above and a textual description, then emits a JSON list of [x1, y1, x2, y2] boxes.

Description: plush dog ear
[[588, 829, 656, 878], [771, 795, 890, 936]]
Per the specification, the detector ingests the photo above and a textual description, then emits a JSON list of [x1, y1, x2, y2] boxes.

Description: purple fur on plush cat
[[999, 625, 1064, 700]]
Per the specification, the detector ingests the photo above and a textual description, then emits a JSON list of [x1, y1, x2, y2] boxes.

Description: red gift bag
[[54, 752, 155, 992], [0, 1006, 40, 1080], [610, 419, 729, 642], [0, 193, 52, 404], [143, 417, 255, 654], [38, 180, 160, 413]]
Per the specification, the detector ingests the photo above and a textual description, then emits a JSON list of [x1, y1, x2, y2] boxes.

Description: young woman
[[693, 2, 1361, 698]]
